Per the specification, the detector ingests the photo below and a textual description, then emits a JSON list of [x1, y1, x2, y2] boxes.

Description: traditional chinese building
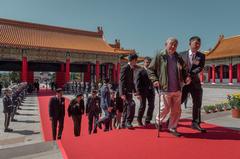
[[0, 18, 135, 87], [204, 35, 240, 85]]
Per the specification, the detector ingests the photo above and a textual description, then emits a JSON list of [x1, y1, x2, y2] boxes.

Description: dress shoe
[[11, 119, 18, 122], [15, 112, 20, 115], [191, 123, 207, 133], [144, 121, 151, 126], [57, 136, 62, 140], [169, 128, 182, 137], [4, 128, 13, 132]]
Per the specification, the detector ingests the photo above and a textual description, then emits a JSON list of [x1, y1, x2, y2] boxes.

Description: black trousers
[[137, 92, 155, 123], [72, 115, 82, 136], [51, 117, 64, 140], [122, 94, 135, 125], [4, 112, 11, 129], [181, 84, 203, 124], [98, 109, 111, 130], [88, 112, 99, 134]]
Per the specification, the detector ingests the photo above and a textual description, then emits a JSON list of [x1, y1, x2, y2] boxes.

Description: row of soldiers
[[63, 81, 95, 95], [2, 82, 28, 132]]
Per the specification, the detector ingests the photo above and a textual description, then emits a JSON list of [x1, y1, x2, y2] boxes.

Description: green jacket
[[147, 49, 188, 92]]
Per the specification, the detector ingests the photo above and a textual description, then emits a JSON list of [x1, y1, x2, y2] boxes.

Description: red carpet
[[38, 90, 240, 159]]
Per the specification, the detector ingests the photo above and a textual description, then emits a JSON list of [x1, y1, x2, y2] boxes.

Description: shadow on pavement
[[12, 130, 40, 135]]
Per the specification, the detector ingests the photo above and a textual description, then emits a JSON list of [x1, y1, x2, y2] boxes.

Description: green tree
[[9, 71, 20, 83]]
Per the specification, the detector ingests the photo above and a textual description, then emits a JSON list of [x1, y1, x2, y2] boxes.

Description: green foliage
[[227, 94, 240, 110], [203, 105, 217, 113], [9, 71, 20, 83]]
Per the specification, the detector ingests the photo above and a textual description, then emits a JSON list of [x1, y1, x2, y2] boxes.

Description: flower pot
[[231, 109, 240, 118]]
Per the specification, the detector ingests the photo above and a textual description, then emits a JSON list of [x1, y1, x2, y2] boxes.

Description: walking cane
[[156, 87, 161, 138]]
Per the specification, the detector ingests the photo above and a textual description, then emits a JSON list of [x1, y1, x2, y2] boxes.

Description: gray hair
[[165, 37, 178, 45]]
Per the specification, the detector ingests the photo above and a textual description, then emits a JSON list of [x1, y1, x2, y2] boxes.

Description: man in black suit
[[49, 88, 65, 140], [119, 54, 138, 128], [136, 57, 155, 126], [180, 36, 206, 133]]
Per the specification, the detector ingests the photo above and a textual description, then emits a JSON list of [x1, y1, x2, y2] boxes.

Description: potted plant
[[210, 105, 217, 113], [227, 94, 240, 118], [203, 105, 211, 113], [222, 102, 231, 111]]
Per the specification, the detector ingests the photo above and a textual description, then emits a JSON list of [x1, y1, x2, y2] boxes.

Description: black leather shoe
[[144, 121, 151, 126], [57, 136, 62, 140], [169, 129, 182, 137], [4, 128, 13, 132], [191, 123, 207, 133], [11, 119, 18, 122]]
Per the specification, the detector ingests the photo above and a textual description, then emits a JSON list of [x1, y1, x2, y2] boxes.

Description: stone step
[[0, 141, 61, 159]]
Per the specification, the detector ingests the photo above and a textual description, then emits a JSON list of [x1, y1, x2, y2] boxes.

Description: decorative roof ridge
[[206, 35, 224, 56], [0, 17, 103, 38], [223, 35, 240, 40]]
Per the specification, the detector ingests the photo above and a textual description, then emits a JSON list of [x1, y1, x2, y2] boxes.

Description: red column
[[212, 64, 215, 84], [208, 67, 211, 83], [21, 56, 28, 82], [66, 58, 70, 82], [229, 63, 233, 84], [96, 61, 100, 82], [112, 64, 116, 84], [117, 62, 121, 84], [84, 63, 91, 82], [237, 64, 240, 83], [200, 70, 204, 84], [220, 65, 223, 83]]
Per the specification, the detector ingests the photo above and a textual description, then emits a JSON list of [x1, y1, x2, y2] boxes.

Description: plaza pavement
[[0, 87, 239, 159]]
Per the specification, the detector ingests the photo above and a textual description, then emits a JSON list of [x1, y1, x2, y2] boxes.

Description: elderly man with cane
[[148, 37, 190, 137]]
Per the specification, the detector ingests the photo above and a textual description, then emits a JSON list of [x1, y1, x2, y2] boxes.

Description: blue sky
[[0, 0, 240, 57]]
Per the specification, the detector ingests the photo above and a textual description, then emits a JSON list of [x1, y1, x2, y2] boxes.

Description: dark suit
[[86, 96, 101, 134], [49, 96, 65, 140], [180, 50, 205, 124], [136, 67, 155, 123], [119, 64, 136, 126], [68, 98, 84, 136]]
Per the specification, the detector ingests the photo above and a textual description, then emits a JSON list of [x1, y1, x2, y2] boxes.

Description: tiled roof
[[206, 35, 240, 59], [0, 18, 134, 55]]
